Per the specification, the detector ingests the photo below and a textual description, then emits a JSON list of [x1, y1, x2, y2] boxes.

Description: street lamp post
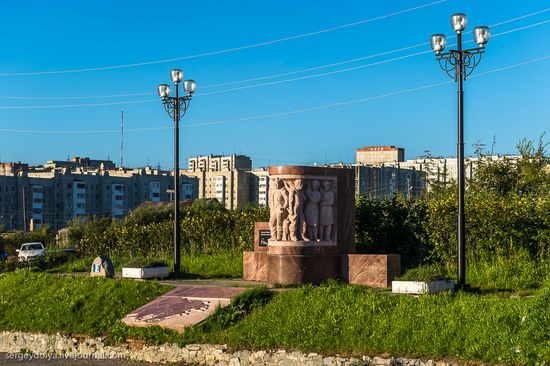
[[158, 69, 196, 274], [430, 14, 490, 288]]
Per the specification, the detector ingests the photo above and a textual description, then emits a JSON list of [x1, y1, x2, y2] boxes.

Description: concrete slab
[[122, 285, 246, 332]]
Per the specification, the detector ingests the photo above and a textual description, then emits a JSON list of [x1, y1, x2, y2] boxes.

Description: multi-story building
[[186, 155, 253, 209], [248, 168, 270, 207], [394, 156, 521, 186], [355, 145, 518, 192], [0, 158, 198, 231], [325, 162, 425, 200], [356, 146, 405, 165]]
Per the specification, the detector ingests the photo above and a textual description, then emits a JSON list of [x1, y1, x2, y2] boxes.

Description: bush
[[0, 226, 56, 255], [66, 200, 269, 260], [355, 195, 430, 269]]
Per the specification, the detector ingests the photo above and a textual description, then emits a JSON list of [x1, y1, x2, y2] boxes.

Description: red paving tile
[[122, 285, 247, 331], [128, 297, 209, 322], [166, 285, 246, 299]]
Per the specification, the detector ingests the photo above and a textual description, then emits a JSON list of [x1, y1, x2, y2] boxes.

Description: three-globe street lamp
[[158, 69, 196, 274], [430, 14, 490, 288]]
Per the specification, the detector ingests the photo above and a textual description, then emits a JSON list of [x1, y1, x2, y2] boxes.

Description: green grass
[[108, 281, 550, 365], [467, 254, 550, 291], [398, 253, 550, 292], [398, 263, 452, 282], [179, 253, 242, 278], [48, 253, 243, 278], [217, 282, 550, 365], [0, 270, 171, 336], [2, 271, 549, 365]]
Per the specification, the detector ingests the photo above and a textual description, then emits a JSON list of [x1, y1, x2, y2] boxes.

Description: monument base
[[243, 250, 400, 288], [343, 254, 401, 288]]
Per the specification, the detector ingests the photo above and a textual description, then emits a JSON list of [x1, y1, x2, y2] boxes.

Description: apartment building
[[356, 146, 405, 165], [0, 158, 198, 231], [185, 155, 253, 209], [325, 162, 425, 199], [355, 145, 518, 192], [248, 168, 270, 207]]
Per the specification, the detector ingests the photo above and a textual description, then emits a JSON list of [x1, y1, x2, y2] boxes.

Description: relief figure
[[319, 180, 335, 241], [287, 179, 306, 241], [304, 180, 321, 241], [268, 178, 289, 241]]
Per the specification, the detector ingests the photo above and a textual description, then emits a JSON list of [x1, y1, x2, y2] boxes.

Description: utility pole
[[120, 110, 124, 168]]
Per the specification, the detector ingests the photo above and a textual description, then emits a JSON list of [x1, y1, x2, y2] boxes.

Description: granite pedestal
[[243, 166, 401, 288]]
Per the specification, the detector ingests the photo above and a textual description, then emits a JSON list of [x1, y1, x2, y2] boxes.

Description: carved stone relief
[[268, 176, 337, 243]]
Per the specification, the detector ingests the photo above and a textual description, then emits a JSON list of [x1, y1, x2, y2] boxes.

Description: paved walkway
[[122, 284, 250, 331], [158, 277, 266, 288]]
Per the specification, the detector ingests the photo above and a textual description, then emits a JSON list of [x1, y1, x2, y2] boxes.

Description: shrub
[[66, 199, 269, 260], [355, 194, 430, 269]]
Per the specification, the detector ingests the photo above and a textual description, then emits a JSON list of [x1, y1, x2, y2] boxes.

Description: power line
[[1, 8, 547, 100], [0, 17, 545, 111], [0, 19, 547, 110], [0, 0, 448, 77], [0, 55, 547, 134]]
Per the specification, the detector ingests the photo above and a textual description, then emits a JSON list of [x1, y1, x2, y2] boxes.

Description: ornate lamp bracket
[[436, 48, 485, 81]]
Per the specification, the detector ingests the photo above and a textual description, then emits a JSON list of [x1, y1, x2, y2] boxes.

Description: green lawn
[[215, 282, 550, 365], [112, 280, 550, 366], [0, 270, 171, 336], [48, 253, 243, 278], [2, 270, 549, 365]]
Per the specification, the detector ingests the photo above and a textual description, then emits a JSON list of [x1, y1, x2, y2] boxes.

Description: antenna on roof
[[120, 110, 124, 168]]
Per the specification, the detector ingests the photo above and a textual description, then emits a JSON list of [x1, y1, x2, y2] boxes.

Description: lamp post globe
[[158, 84, 171, 98], [473, 26, 490, 46], [430, 34, 447, 54], [170, 69, 184, 84], [183, 79, 196, 95], [451, 13, 468, 32]]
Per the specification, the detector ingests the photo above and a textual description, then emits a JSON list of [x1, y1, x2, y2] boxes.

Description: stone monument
[[90, 255, 115, 278], [243, 166, 400, 287]]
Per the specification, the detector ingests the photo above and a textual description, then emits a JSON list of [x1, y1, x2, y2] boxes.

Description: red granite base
[[243, 251, 268, 282], [243, 250, 400, 288], [268, 254, 341, 285], [343, 254, 401, 288]]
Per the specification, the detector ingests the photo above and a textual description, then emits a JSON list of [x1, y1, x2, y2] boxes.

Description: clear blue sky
[[0, 0, 548, 169]]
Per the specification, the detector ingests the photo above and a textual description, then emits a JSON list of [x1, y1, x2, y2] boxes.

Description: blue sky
[[0, 0, 548, 168]]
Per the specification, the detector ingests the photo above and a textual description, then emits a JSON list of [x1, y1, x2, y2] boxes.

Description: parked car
[[16, 242, 46, 261]]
